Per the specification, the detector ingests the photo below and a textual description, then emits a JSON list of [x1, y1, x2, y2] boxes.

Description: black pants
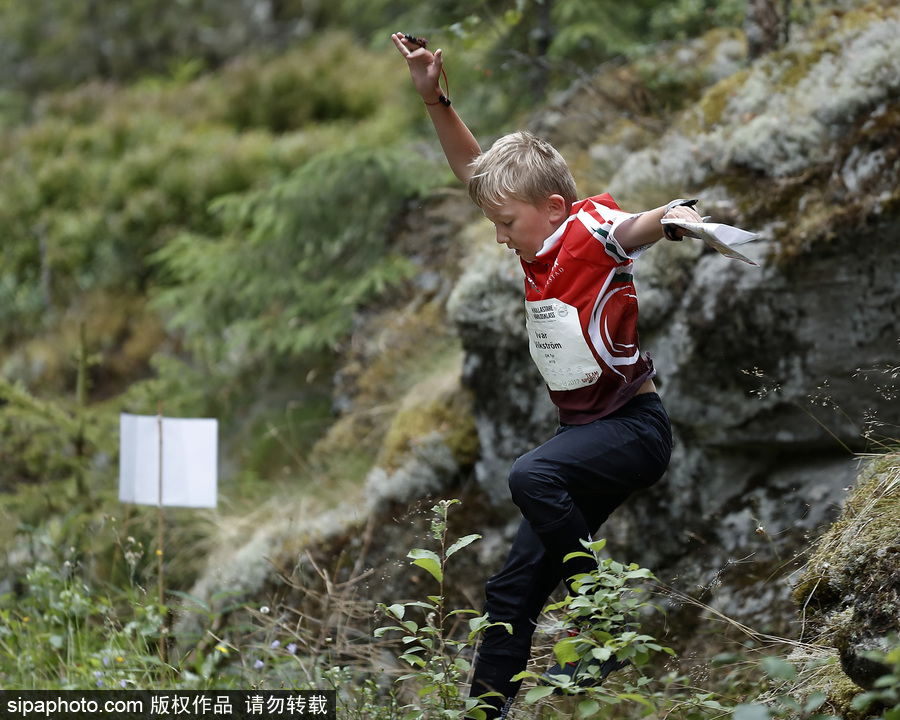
[[469, 393, 672, 717]]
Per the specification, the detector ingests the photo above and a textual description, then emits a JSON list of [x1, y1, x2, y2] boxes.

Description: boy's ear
[[547, 194, 568, 222]]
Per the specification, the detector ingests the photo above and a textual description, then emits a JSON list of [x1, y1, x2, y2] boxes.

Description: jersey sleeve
[[579, 194, 643, 265]]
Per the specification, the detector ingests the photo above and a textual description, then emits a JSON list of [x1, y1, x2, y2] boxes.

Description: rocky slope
[[182, 1, 900, 708]]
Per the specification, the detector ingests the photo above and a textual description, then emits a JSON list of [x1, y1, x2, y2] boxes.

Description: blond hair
[[467, 131, 577, 210]]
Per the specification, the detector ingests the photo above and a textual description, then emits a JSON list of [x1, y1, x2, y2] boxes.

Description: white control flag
[[119, 413, 218, 508]]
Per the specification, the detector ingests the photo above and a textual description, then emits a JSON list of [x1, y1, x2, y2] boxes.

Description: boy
[[391, 32, 702, 720]]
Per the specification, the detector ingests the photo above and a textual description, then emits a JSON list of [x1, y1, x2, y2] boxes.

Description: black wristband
[[663, 198, 699, 241]]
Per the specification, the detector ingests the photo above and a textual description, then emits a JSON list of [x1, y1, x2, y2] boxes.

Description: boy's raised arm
[[392, 33, 481, 185]]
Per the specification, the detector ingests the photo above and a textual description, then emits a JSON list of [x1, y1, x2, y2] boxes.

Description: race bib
[[525, 299, 602, 391]]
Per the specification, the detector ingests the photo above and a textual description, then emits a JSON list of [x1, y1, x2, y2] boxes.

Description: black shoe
[[538, 655, 630, 694]]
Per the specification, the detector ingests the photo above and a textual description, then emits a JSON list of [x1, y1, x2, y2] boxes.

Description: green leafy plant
[[375, 499, 509, 720], [374, 506, 740, 720], [318, 667, 403, 720], [518, 539, 731, 719], [0, 520, 259, 692], [526, 540, 672, 693], [0, 560, 167, 689]]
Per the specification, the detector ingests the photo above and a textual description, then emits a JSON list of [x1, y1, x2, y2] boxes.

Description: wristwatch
[[662, 198, 699, 241]]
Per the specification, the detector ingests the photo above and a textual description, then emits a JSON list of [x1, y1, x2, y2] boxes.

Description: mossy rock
[[792, 451, 900, 692], [378, 368, 479, 473]]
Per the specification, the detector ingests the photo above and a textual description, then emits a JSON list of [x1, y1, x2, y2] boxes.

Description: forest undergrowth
[[3, 495, 899, 720]]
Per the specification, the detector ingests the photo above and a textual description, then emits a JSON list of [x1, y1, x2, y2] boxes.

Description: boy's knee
[[507, 454, 544, 505]]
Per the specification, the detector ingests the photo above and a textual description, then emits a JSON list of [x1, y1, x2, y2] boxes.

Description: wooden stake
[[157, 400, 167, 664]]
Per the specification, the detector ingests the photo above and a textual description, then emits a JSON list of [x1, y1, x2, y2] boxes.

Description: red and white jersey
[[520, 193, 655, 425]]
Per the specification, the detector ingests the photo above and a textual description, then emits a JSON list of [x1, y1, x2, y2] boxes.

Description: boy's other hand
[[391, 32, 445, 104], [662, 203, 703, 240]]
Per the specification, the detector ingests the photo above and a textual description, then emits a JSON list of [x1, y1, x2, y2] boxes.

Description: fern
[[151, 146, 444, 370]]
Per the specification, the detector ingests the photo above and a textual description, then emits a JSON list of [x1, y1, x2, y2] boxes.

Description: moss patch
[[793, 452, 900, 617], [790, 451, 900, 700], [378, 369, 479, 473], [698, 68, 751, 128]]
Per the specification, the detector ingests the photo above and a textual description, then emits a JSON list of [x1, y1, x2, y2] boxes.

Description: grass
[[2, 486, 899, 720]]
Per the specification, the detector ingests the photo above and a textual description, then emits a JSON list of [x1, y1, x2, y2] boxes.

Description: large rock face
[[446, 5, 900, 635], [618, 216, 898, 628]]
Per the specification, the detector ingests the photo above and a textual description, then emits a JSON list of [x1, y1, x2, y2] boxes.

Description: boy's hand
[[662, 200, 703, 241], [391, 32, 446, 105]]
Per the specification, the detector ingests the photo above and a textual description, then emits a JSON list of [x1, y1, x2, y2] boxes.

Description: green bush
[[0, 29, 427, 363], [220, 38, 387, 133]]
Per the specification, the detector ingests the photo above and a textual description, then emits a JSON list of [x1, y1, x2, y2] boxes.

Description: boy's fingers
[[391, 33, 410, 57], [391, 32, 418, 57]]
